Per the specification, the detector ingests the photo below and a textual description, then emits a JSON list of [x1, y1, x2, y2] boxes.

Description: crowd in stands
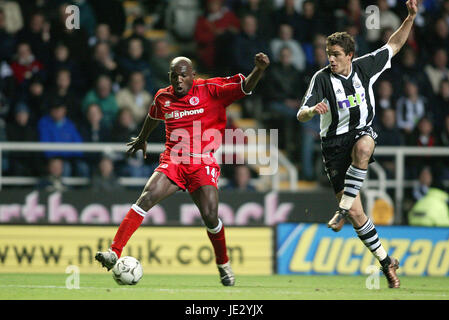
[[0, 0, 449, 193]]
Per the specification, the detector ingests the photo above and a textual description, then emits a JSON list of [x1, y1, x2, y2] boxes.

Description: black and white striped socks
[[355, 217, 391, 267], [340, 165, 367, 210]]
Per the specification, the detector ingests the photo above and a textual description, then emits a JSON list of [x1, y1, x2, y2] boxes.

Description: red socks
[[207, 219, 229, 265], [111, 205, 145, 258], [111, 206, 229, 266]]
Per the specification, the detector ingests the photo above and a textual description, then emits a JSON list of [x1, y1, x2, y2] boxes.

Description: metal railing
[[366, 146, 449, 224], [0, 142, 298, 191]]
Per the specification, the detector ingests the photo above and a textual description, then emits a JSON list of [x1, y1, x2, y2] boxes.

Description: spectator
[[365, 0, 401, 44], [82, 74, 119, 128], [224, 164, 256, 191], [9, 42, 45, 90], [232, 14, 269, 119], [118, 17, 152, 60], [15, 11, 51, 65], [88, 23, 112, 48], [89, 0, 126, 43], [26, 75, 46, 125], [375, 108, 404, 177], [46, 69, 82, 127], [164, 0, 201, 43], [375, 79, 395, 113], [91, 155, 123, 192], [335, 0, 365, 36], [237, 0, 274, 40], [79, 103, 110, 143], [265, 46, 301, 158], [408, 187, 449, 227], [232, 14, 270, 76], [376, 108, 404, 146], [110, 107, 138, 143], [79, 103, 111, 169], [425, 17, 449, 55], [409, 116, 436, 147], [111, 107, 152, 177], [424, 48, 449, 95], [412, 166, 433, 201], [273, 0, 301, 42], [37, 103, 88, 177], [296, 0, 325, 44], [72, 0, 97, 37], [5, 102, 39, 176], [88, 41, 119, 87], [433, 79, 449, 134], [51, 3, 89, 64], [194, 0, 240, 73], [116, 71, 153, 125], [270, 24, 306, 72], [38, 157, 68, 192], [118, 38, 154, 94], [396, 80, 428, 137], [392, 46, 433, 99], [0, 8, 16, 61], [345, 23, 370, 57], [49, 43, 84, 92], [0, 0, 23, 34], [149, 39, 173, 89]]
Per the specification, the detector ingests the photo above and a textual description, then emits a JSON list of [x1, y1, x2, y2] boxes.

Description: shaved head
[[169, 56, 195, 97], [170, 56, 193, 71]]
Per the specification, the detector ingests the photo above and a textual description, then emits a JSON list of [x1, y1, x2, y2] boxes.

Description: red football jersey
[[149, 74, 249, 162]]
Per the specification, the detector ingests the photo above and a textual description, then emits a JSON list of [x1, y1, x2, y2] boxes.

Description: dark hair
[[326, 32, 355, 57]]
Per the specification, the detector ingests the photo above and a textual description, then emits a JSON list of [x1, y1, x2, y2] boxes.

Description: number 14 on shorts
[[205, 165, 218, 183]]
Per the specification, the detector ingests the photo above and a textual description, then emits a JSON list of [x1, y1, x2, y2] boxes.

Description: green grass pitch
[[0, 273, 448, 300]]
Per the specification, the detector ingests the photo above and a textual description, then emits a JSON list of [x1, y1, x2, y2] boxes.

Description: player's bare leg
[[95, 172, 180, 270], [190, 185, 235, 286]]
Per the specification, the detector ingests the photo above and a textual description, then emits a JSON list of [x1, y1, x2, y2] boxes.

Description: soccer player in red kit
[[95, 53, 270, 286]]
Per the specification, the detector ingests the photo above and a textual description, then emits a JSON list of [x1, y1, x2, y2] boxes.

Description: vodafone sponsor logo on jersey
[[165, 108, 204, 120]]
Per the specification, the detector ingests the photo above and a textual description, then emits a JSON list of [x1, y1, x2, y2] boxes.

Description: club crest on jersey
[[353, 78, 362, 88], [337, 92, 365, 109], [189, 96, 200, 105]]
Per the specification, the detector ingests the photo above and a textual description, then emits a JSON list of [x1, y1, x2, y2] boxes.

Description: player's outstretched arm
[[387, 0, 418, 56], [126, 115, 160, 159], [297, 102, 328, 122], [242, 53, 270, 93]]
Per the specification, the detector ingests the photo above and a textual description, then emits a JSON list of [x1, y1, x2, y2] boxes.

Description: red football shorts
[[155, 154, 221, 193]]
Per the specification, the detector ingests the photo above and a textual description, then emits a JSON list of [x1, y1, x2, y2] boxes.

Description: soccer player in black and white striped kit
[[297, 0, 418, 288]]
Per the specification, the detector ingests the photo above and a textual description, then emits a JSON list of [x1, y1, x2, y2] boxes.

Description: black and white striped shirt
[[298, 44, 393, 138]]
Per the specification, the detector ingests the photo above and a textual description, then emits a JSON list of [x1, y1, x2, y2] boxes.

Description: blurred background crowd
[[0, 0, 448, 200]]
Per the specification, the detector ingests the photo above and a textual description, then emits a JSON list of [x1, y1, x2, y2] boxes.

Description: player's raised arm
[[126, 114, 160, 159], [242, 52, 270, 93], [387, 0, 418, 57]]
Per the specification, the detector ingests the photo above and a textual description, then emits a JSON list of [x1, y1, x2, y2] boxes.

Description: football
[[111, 256, 143, 285]]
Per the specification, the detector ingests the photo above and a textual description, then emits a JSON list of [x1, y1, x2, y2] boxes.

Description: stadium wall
[[0, 225, 273, 275], [0, 189, 336, 225]]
